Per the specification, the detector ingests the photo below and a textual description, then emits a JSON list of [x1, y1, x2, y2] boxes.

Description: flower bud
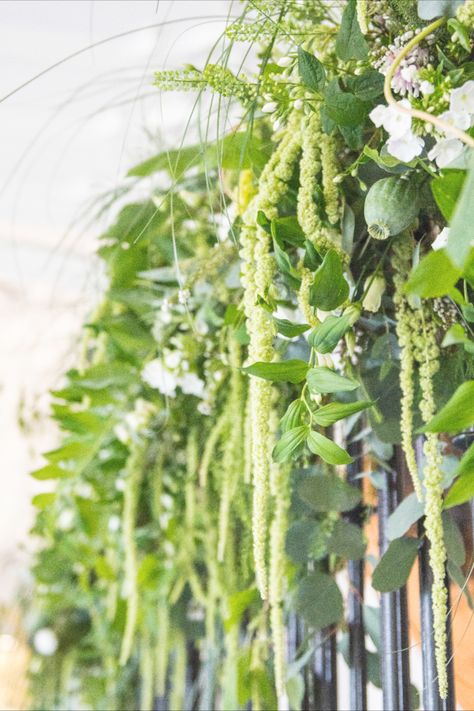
[[362, 274, 386, 313]]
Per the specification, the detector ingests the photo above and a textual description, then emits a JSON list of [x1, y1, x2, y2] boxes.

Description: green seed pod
[[364, 176, 420, 240]]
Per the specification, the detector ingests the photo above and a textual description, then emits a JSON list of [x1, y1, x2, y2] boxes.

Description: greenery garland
[[28, 1, 474, 708]]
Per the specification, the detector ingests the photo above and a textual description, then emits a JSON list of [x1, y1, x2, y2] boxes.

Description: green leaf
[[323, 80, 369, 128], [298, 474, 361, 512], [447, 162, 474, 268], [405, 249, 460, 298], [423, 381, 474, 433], [307, 366, 358, 394], [372, 538, 420, 592], [31, 492, 56, 509], [327, 519, 366, 559], [286, 674, 305, 711], [431, 169, 466, 221], [242, 360, 309, 384], [444, 469, 474, 508], [455, 440, 474, 478], [387, 493, 424, 541], [441, 323, 474, 353], [280, 400, 306, 433], [274, 318, 310, 338], [335, 0, 368, 61], [347, 70, 384, 100], [312, 400, 373, 427], [447, 561, 474, 609], [307, 431, 353, 465], [294, 572, 343, 630], [310, 250, 349, 310], [271, 216, 306, 246], [285, 520, 319, 564], [297, 47, 326, 92], [447, 18, 471, 50], [308, 313, 353, 354], [443, 511, 465, 566], [273, 426, 309, 463], [224, 588, 259, 631]]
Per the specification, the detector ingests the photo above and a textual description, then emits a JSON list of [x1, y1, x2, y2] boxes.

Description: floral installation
[[28, 2, 474, 709]]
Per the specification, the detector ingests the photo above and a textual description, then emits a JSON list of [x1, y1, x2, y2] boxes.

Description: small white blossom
[[369, 100, 412, 139], [57, 509, 74, 531], [142, 359, 177, 397], [386, 132, 424, 161], [428, 138, 464, 168], [420, 80, 435, 96], [197, 401, 212, 416], [262, 101, 278, 114], [439, 110, 471, 131], [33, 628, 58, 656], [108, 515, 121, 532], [163, 350, 182, 370], [277, 56, 293, 68], [432, 227, 449, 250], [294, 99, 303, 110], [180, 372, 205, 398], [115, 478, 126, 492], [450, 80, 474, 116], [178, 288, 190, 305], [362, 275, 386, 313]]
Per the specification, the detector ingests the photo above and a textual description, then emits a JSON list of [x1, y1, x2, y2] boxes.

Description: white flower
[[294, 99, 303, 110], [114, 423, 129, 444], [362, 275, 386, 313], [450, 80, 474, 115], [420, 80, 435, 96], [108, 515, 121, 532], [57, 509, 74, 531], [386, 132, 424, 161], [432, 227, 449, 250], [400, 65, 418, 84], [439, 110, 471, 131], [428, 138, 464, 168], [277, 56, 293, 68], [33, 628, 58, 656], [75, 482, 94, 499], [115, 478, 126, 492], [180, 372, 205, 398], [262, 101, 278, 114], [197, 401, 212, 416], [178, 288, 190, 305], [142, 359, 177, 397], [163, 350, 181, 370], [369, 100, 412, 139]]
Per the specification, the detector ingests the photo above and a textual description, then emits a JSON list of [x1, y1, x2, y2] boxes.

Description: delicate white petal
[[262, 101, 278, 114], [439, 110, 471, 131], [450, 80, 474, 115], [277, 56, 293, 67], [142, 360, 177, 397], [369, 104, 388, 128], [432, 227, 449, 250], [179, 372, 205, 398], [420, 80, 435, 96], [428, 138, 464, 168], [34, 629, 58, 656], [386, 133, 424, 162]]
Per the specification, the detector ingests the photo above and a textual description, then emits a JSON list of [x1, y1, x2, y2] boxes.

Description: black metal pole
[[346, 437, 367, 711], [378, 446, 411, 711], [415, 436, 455, 711], [313, 626, 338, 711]]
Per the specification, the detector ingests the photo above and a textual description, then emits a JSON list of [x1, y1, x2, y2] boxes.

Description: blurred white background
[[0, 0, 235, 602]]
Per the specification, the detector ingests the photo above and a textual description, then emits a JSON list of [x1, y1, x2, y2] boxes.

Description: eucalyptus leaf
[[387, 493, 424, 541], [298, 474, 361, 512], [372, 538, 420, 592], [285, 520, 319, 563], [294, 572, 343, 629], [327, 519, 366, 559], [442, 511, 465, 567]]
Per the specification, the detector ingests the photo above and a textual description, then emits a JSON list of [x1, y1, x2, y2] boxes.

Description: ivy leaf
[[297, 47, 326, 92], [323, 80, 369, 127], [294, 572, 343, 629], [372, 538, 420, 592], [443, 511, 465, 567], [327, 519, 366, 559], [404, 249, 461, 298], [307, 366, 359, 394], [298, 474, 361, 512], [280, 400, 306, 433], [242, 360, 309, 384], [335, 0, 368, 61], [423, 381, 474, 433], [307, 313, 353, 354], [307, 431, 353, 464], [387, 493, 424, 541], [274, 318, 310, 338], [312, 400, 373, 427], [273, 426, 309, 463], [310, 250, 349, 310], [431, 170, 466, 221]]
